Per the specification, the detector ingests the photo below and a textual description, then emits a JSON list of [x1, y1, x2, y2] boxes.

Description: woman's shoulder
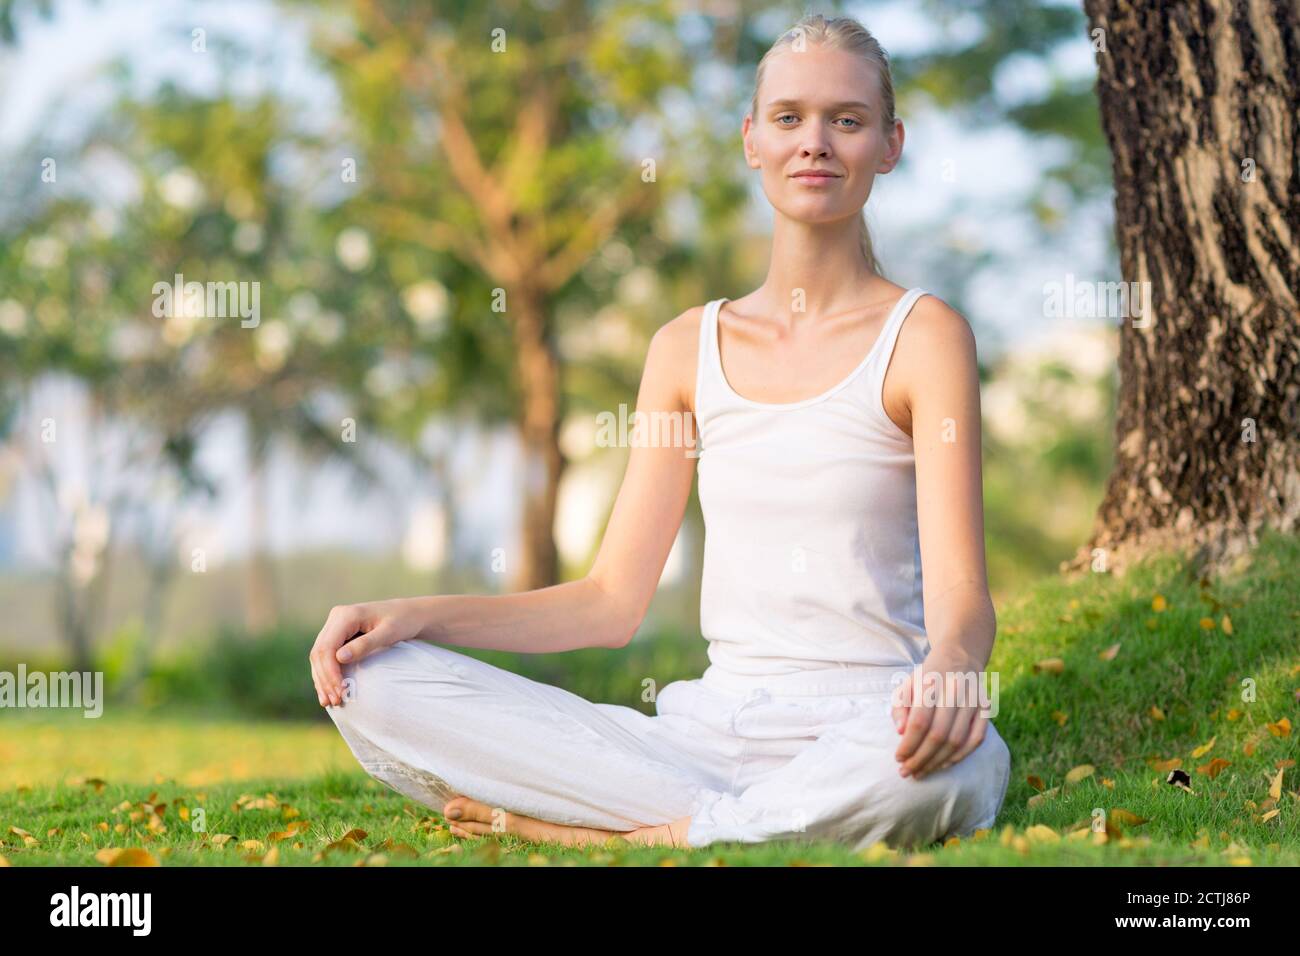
[[884, 291, 979, 430], [904, 291, 976, 351], [649, 301, 711, 358], [642, 302, 715, 410], [889, 291, 979, 397]]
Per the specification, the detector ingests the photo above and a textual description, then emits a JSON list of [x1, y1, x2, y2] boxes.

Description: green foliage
[[143, 623, 324, 721]]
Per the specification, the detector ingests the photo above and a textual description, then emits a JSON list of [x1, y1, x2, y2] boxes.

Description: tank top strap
[[872, 288, 929, 371], [694, 297, 728, 423], [857, 287, 929, 425]]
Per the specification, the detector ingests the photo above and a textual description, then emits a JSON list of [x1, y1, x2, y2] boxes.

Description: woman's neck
[[758, 215, 888, 317]]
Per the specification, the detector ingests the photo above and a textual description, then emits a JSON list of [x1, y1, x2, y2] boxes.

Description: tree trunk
[[1070, 0, 1300, 576], [244, 431, 279, 633], [509, 289, 565, 592]]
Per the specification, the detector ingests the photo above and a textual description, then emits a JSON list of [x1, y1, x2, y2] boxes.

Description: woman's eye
[[774, 115, 860, 128]]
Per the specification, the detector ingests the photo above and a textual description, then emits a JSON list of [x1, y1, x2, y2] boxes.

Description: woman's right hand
[[309, 598, 431, 707]]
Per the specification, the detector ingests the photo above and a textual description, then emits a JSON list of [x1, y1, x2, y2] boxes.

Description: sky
[[0, 0, 1118, 570]]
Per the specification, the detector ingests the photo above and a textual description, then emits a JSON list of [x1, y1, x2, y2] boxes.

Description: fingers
[[335, 621, 396, 666], [897, 701, 953, 777], [910, 672, 966, 774], [310, 656, 327, 707], [894, 669, 981, 779], [319, 605, 358, 692], [310, 604, 362, 707], [894, 693, 936, 764], [913, 705, 974, 779], [937, 712, 988, 772], [889, 674, 913, 734]]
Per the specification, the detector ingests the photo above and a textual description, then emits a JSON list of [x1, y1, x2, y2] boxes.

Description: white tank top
[[693, 288, 933, 682]]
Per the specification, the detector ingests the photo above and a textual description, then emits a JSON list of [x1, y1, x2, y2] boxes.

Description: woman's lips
[[792, 173, 839, 186]]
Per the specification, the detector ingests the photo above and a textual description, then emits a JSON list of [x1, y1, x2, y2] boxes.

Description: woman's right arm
[[309, 307, 704, 706]]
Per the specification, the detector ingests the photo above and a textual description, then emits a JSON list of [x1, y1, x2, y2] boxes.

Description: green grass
[[1, 529, 1296, 866]]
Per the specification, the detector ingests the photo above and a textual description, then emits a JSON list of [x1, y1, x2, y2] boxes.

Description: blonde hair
[[748, 13, 897, 278]]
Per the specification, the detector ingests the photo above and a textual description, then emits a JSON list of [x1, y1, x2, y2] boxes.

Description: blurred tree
[[305, 0, 749, 590], [0, 77, 399, 655]]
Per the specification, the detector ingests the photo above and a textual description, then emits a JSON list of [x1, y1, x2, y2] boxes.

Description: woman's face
[[743, 43, 903, 227]]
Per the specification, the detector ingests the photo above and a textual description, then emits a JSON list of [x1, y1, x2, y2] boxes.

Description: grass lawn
[[1, 531, 1296, 867]]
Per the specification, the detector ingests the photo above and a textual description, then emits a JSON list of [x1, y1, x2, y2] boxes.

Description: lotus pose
[[310, 13, 1012, 851]]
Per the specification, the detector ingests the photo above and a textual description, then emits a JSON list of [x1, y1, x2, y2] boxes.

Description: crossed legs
[[326, 639, 1011, 853]]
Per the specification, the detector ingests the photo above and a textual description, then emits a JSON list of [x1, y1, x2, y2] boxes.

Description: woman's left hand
[[890, 648, 990, 780]]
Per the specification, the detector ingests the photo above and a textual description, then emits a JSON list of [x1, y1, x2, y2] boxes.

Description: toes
[[443, 796, 512, 838], [449, 821, 491, 838], [462, 798, 500, 825], [442, 795, 489, 824]]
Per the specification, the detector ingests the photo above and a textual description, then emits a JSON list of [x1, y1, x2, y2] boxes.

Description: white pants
[[326, 639, 1012, 850]]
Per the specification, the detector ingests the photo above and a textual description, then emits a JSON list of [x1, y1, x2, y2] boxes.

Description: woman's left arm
[[888, 296, 997, 780]]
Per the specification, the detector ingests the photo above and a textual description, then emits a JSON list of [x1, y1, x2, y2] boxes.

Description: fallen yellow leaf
[[1024, 824, 1060, 843], [1268, 768, 1284, 800], [1027, 786, 1060, 808], [98, 848, 160, 867], [1065, 764, 1096, 785], [1109, 809, 1148, 827]]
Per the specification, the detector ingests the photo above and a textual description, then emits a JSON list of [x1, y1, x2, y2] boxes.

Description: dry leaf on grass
[[95, 848, 160, 867], [1197, 758, 1231, 779], [1065, 764, 1095, 786]]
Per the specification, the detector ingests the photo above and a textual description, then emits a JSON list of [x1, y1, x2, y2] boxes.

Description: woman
[[310, 13, 1012, 852]]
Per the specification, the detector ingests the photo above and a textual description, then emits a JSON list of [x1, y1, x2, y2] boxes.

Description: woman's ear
[[877, 118, 905, 174], [742, 113, 760, 169]]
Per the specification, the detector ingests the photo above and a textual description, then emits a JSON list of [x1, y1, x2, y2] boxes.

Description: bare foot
[[441, 795, 692, 850], [623, 815, 693, 848]]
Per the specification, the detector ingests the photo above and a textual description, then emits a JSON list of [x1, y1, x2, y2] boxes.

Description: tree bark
[[1070, 0, 1300, 576]]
